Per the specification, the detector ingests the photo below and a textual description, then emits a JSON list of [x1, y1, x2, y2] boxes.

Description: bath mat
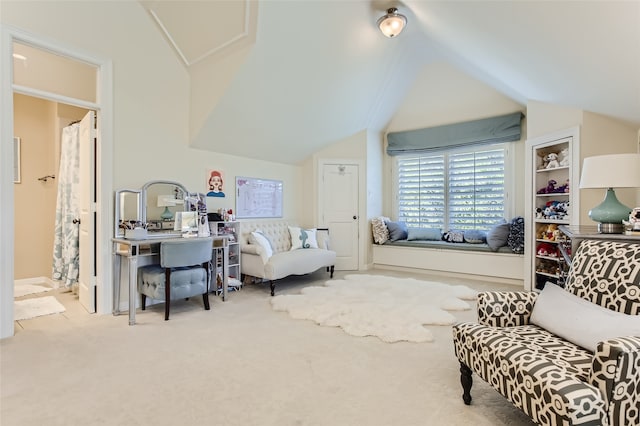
[[14, 283, 53, 298], [14, 296, 66, 321]]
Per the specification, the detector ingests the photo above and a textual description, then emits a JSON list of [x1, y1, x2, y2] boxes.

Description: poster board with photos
[[235, 176, 283, 218]]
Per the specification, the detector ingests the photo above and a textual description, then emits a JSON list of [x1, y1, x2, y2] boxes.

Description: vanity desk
[[112, 235, 229, 325], [113, 180, 229, 325]]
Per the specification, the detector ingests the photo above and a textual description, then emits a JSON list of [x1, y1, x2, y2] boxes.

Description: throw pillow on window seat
[[371, 216, 390, 244], [407, 227, 442, 241], [463, 229, 487, 244], [442, 230, 465, 243], [486, 220, 510, 251], [385, 221, 408, 242]]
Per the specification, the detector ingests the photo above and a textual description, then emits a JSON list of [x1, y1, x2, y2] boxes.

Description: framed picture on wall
[[13, 137, 21, 184], [236, 176, 283, 218]]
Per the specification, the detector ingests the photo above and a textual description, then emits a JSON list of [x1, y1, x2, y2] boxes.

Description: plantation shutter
[[448, 149, 505, 230], [397, 155, 445, 229]]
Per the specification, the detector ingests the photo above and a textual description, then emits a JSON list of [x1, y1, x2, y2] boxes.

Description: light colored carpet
[[1, 270, 535, 426], [13, 296, 66, 320], [14, 283, 53, 298], [271, 274, 477, 342]]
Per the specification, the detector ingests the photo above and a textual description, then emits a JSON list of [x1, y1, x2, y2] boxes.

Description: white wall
[[0, 1, 304, 337]]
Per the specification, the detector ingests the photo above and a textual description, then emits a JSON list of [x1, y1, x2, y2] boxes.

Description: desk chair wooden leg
[[141, 294, 147, 310], [203, 261, 211, 311], [330, 266, 334, 278], [164, 269, 171, 321]]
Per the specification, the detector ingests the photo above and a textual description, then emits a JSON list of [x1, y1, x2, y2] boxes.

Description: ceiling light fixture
[[377, 7, 407, 38]]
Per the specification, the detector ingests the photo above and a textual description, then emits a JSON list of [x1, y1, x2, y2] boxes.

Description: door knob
[[353, 216, 357, 220], [73, 218, 81, 224]]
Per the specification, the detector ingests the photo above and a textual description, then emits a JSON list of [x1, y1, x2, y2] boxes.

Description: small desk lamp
[[157, 195, 176, 220], [579, 153, 640, 233]]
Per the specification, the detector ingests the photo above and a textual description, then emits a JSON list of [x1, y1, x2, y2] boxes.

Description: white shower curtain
[[52, 123, 80, 288]]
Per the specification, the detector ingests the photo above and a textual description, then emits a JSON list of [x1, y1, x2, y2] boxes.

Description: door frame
[[317, 158, 365, 270], [0, 25, 114, 338]]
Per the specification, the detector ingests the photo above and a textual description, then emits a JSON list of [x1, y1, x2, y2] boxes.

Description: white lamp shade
[[377, 8, 407, 38], [157, 194, 177, 207], [579, 153, 640, 189]]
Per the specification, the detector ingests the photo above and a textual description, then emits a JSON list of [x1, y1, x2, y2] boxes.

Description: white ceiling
[[140, 0, 640, 164]]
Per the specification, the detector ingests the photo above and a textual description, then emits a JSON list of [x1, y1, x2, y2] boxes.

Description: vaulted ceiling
[[140, 0, 640, 164]]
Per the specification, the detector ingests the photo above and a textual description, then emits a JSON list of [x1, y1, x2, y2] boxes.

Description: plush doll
[[535, 207, 544, 219], [545, 152, 560, 169], [543, 223, 559, 241], [555, 179, 569, 193], [537, 179, 557, 194], [559, 148, 570, 167], [537, 242, 557, 257]]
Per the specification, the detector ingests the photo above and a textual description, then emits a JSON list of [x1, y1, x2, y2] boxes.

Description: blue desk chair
[[138, 237, 213, 320]]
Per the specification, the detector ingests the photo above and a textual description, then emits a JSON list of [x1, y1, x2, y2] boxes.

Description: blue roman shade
[[386, 112, 524, 156]]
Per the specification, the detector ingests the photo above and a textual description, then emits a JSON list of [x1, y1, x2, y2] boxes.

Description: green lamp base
[[589, 188, 632, 234], [160, 206, 173, 220]]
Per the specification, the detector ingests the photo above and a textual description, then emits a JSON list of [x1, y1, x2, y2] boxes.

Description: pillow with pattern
[[507, 216, 525, 254], [289, 226, 318, 250], [371, 217, 390, 244], [442, 230, 464, 243]]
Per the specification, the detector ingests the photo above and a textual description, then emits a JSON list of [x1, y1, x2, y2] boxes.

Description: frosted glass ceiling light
[[377, 7, 407, 38]]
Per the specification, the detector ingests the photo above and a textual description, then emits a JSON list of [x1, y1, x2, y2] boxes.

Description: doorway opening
[[1, 28, 114, 338]]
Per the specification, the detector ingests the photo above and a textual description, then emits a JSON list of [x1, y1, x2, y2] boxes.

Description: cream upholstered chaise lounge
[[453, 239, 640, 425], [240, 220, 336, 295]]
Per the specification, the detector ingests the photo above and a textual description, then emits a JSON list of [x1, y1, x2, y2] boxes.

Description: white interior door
[[320, 163, 359, 270], [78, 111, 96, 313]]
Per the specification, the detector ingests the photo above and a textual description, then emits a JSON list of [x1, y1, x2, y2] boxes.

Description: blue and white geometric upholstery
[[453, 240, 640, 426], [138, 237, 213, 320]]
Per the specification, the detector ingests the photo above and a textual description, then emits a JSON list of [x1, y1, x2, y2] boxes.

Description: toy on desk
[[119, 220, 147, 230]]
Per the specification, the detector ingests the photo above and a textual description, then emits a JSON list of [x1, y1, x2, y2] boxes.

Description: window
[[396, 145, 507, 231]]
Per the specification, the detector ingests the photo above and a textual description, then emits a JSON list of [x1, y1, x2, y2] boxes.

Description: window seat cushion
[[383, 239, 514, 254]]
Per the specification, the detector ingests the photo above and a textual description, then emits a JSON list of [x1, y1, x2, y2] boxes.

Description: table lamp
[[157, 195, 176, 220], [579, 153, 640, 233]]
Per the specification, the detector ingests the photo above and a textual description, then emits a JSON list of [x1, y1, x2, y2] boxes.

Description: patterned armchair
[[453, 239, 640, 426]]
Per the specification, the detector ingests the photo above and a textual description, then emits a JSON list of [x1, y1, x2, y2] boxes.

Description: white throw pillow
[[289, 226, 318, 250], [530, 283, 640, 352], [249, 230, 273, 261]]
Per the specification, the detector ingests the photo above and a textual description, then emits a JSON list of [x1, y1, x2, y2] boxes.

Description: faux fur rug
[[270, 274, 477, 343], [14, 296, 66, 321]]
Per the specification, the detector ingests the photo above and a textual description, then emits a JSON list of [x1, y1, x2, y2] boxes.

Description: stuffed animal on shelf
[[555, 179, 569, 193], [559, 148, 570, 167], [542, 223, 559, 241], [537, 242, 558, 258], [545, 152, 560, 169], [537, 179, 557, 194]]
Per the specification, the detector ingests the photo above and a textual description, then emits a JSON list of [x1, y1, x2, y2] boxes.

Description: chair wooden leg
[[203, 293, 210, 310], [165, 269, 171, 321], [141, 294, 147, 310], [460, 362, 473, 405], [330, 265, 334, 278], [270, 280, 275, 296]]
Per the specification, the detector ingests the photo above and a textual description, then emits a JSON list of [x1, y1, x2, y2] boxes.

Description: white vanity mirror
[[114, 189, 142, 238]]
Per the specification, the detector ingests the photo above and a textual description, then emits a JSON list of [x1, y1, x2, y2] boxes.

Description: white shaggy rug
[[14, 296, 66, 321], [270, 274, 478, 343]]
